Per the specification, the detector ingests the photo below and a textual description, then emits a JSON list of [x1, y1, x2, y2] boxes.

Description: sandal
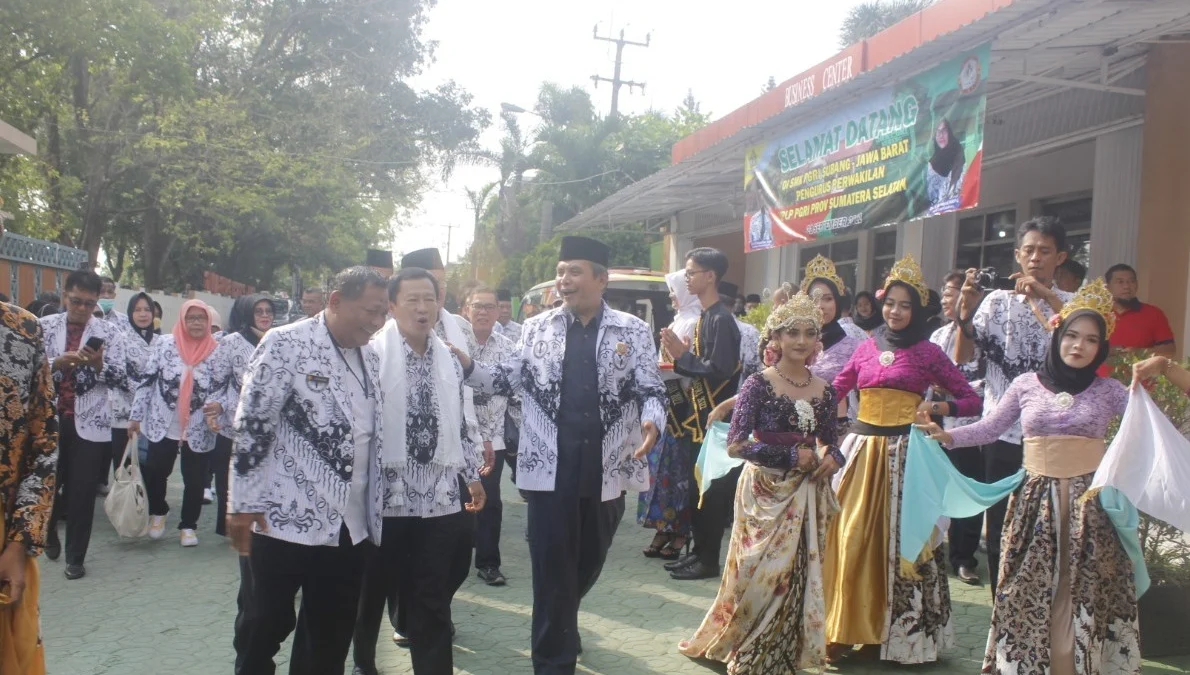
[[659, 536, 687, 560], [642, 532, 671, 558]]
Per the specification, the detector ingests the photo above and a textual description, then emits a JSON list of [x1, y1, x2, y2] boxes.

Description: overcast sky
[[401, 0, 870, 262]]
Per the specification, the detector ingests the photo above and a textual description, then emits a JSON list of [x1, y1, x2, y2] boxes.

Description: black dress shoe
[[670, 561, 719, 581], [45, 534, 61, 561], [64, 564, 86, 580], [957, 565, 981, 585], [352, 666, 379, 675], [478, 566, 507, 586], [663, 553, 698, 572]]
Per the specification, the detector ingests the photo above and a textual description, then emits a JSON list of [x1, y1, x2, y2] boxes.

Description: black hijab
[[853, 291, 884, 332], [1038, 310, 1110, 396], [126, 292, 156, 344], [876, 282, 931, 351], [232, 294, 271, 347], [805, 278, 846, 351], [929, 120, 966, 186]]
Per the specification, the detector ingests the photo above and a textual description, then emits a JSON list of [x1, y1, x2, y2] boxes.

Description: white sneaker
[[180, 529, 198, 547], [202, 488, 213, 505], [148, 515, 166, 540]]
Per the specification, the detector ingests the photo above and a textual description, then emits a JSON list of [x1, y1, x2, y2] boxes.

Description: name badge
[[306, 374, 330, 390]]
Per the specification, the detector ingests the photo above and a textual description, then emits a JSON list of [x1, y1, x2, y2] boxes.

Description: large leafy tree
[[0, 0, 487, 290], [839, 0, 933, 47]]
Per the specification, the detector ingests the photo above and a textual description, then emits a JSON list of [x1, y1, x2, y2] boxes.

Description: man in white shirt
[[228, 267, 388, 675], [494, 288, 524, 343], [953, 217, 1073, 595], [354, 267, 485, 675]]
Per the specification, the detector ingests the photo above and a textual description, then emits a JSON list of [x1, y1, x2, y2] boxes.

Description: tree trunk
[[141, 207, 174, 290], [538, 199, 554, 242]]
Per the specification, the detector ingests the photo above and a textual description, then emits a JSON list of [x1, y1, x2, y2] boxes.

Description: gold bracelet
[[1164, 357, 1173, 374]]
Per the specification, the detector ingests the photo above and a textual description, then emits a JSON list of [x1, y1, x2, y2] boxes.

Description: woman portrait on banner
[[638, 271, 701, 560], [915, 278, 1159, 675], [924, 119, 966, 216], [678, 292, 843, 673], [824, 254, 982, 665]]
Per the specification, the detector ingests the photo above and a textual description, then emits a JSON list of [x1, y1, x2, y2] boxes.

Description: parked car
[[518, 267, 674, 347]]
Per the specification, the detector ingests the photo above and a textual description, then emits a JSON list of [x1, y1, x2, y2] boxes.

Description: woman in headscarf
[[852, 291, 883, 333], [205, 294, 274, 536], [639, 271, 701, 558], [824, 255, 982, 665], [926, 119, 965, 213], [678, 293, 843, 672], [128, 300, 232, 547], [108, 292, 157, 477], [916, 280, 1142, 675]]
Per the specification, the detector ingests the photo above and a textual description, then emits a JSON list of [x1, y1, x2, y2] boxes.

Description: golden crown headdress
[[799, 254, 846, 296], [763, 292, 823, 341], [883, 254, 930, 306], [1055, 278, 1116, 338]]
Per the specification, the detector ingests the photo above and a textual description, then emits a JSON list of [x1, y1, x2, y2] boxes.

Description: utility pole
[[591, 26, 649, 118], [444, 224, 459, 268]]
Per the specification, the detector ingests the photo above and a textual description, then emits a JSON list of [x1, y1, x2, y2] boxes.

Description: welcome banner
[[744, 43, 990, 252]]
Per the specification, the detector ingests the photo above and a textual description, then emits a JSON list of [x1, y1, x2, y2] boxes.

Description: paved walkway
[[39, 473, 1190, 674]]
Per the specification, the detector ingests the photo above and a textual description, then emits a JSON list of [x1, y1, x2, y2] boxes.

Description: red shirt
[[1112, 302, 1175, 350], [57, 320, 85, 417]]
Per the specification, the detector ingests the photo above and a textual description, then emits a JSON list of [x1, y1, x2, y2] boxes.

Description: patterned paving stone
[[37, 472, 1190, 674]]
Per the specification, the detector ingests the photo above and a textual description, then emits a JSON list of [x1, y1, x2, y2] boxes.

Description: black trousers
[[144, 439, 209, 530], [49, 417, 107, 566], [354, 512, 472, 675], [690, 437, 743, 568], [946, 445, 985, 572], [111, 427, 131, 475], [475, 450, 512, 570], [235, 527, 365, 675], [351, 538, 401, 671], [526, 490, 624, 675], [985, 440, 1024, 595], [210, 435, 233, 536]]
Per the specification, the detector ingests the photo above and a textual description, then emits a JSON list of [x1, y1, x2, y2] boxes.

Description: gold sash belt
[[1022, 435, 1105, 479]]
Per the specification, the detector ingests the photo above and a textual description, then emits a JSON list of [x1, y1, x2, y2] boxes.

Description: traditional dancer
[[825, 255, 982, 664], [917, 279, 1142, 675], [679, 293, 843, 673]]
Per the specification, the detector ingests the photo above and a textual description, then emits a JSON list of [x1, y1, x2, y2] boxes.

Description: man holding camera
[[952, 217, 1074, 596]]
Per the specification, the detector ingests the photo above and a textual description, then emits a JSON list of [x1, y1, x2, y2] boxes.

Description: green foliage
[[456, 83, 711, 296], [839, 0, 934, 47], [1104, 350, 1190, 587], [741, 302, 773, 332], [513, 230, 660, 293], [0, 0, 487, 291]]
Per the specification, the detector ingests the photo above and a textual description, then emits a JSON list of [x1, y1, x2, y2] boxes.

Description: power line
[[590, 26, 649, 118]]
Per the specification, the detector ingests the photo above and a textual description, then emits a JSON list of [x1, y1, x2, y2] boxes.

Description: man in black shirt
[[660, 247, 742, 580]]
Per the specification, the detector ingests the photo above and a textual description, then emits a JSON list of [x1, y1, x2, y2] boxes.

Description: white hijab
[[667, 270, 702, 341]]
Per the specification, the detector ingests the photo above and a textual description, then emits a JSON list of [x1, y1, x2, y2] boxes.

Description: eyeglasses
[[66, 296, 97, 310], [684, 269, 710, 280], [470, 303, 497, 313], [254, 308, 274, 317], [184, 315, 208, 325]]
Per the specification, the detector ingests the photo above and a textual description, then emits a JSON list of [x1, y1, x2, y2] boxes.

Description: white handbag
[[105, 437, 150, 537]]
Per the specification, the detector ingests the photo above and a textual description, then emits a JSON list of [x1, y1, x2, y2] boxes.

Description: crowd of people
[[0, 215, 1189, 675]]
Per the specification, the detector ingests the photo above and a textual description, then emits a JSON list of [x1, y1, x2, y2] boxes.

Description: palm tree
[[839, 0, 933, 47], [465, 182, 497, 278]]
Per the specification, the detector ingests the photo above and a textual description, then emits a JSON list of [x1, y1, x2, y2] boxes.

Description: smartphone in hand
[[84, 336, 105, 352]]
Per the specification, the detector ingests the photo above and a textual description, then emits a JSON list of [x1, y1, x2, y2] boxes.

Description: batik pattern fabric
[[466, 304, 666, 501], [679, 374, 840, 673], [947, 374, 1140, 675], [216, 330, 257, 438], [736, 319, 762, 382], [972, 288, 1073, 444], [40, 312, 127, 443], [386, 340, 480, 519], [929, 322, 985, 430], [495, 320, 523, 345], [637, 428, 691, 535], [229, 314, 385, 547], [0, 304, 59, 552], [130, 334, 235, 452], [825, 339, 982, 664], [108, 330, 153, 428], [473, 331, 519, 450]]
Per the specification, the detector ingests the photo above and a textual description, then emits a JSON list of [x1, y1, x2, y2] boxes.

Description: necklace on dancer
[[774, 365, 812, 388]]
